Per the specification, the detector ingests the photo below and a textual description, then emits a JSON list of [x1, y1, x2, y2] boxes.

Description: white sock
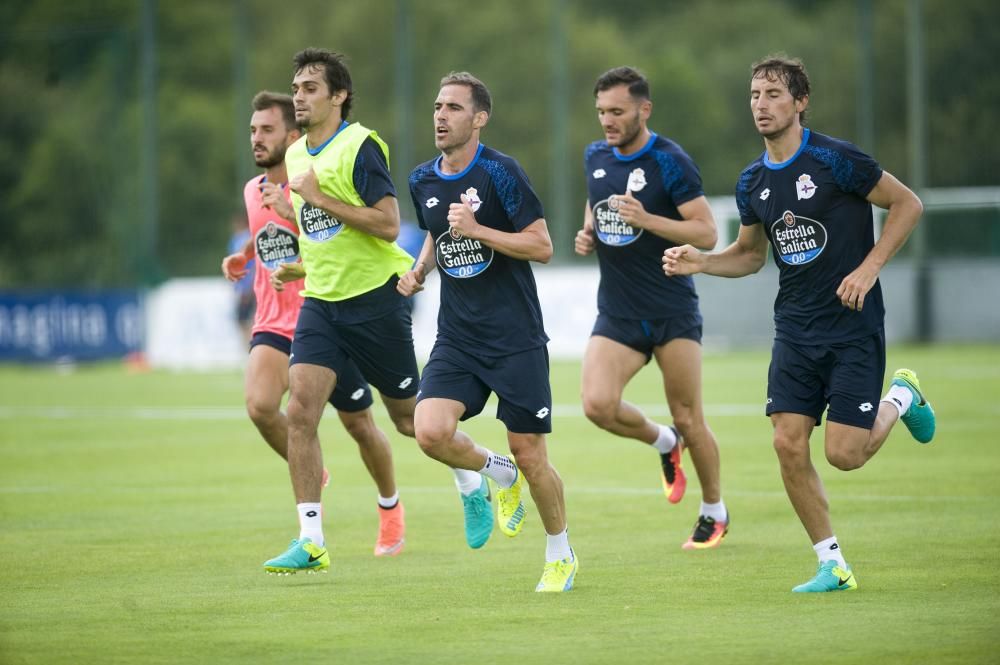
[[479, 451, 517, 489], [297, 502, 324, 547], [700, 500, 727, 523], [882, 384, 914, 418], [377, 493, 399, 509], [813, 536, 847, 567], [652, 424, 677, 454], [453, 468, 483, 495], [545, 528, 572, 563]]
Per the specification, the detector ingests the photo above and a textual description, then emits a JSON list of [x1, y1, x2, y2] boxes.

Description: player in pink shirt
[[222, 91, 405, 557]]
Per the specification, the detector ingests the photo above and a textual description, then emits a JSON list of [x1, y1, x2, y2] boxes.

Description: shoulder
[[408, 158, 437, 187], [803, 130, 881, 191], [476, 147, 529, 185], [584, 139, 609, 163], [649, 134, 698, 171], [285, 135, 307, 158], [736, 156, 766, 190], [243, 175, 264, 195]]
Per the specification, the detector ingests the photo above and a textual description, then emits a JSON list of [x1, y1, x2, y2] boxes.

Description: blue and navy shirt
[[736, 129, 884, 344], [585, 132, 704, 319], [409, 143, 549, 357]]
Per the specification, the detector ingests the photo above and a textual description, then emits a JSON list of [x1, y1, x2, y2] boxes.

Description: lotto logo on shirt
[[299, 202, 344, 242], [255, 222, 300, 271], [434, 229, 493, 278], [769, 210, 827, 266], [592, 197, 642, 247]]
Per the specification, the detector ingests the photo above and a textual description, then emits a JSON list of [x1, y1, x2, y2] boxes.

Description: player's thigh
[[418, 345, 491, 422], [245, 335, 291, 411], [493, 347, 553, 435], [582, 334, 647, 405], [766, 339, 828, 425], [414, 397, 466, 442], [653, 337, 706, 417], [826, 332, 885, 430]]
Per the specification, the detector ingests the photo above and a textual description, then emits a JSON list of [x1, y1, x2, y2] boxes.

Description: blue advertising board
[[0, 291, 144, 362]]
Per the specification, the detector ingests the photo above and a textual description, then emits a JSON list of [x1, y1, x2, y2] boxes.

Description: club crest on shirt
[[627, 168, 647, 193], [435, 229, 493, 279], [255, 221, 300, 270], [299, 202, 343, 242], [770, 210, 827, 266], [796, 174, 818, 200], [592, 197, 642, 246], [464, 187, 483, 212]]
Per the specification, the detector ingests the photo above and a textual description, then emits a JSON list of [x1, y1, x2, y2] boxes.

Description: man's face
[[750, 73, 806, 139], [595, 84, 648, 148], [292, 64, 335, 129], [250, 106, 294, 168], [433, 84, 483, 153]]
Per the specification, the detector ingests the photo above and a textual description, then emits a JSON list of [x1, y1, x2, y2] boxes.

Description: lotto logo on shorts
[[398, 377, 413, 389], [535, 407, 550, 419]]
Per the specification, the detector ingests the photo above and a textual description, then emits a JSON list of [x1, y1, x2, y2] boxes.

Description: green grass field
[[2, 345, 998, 664]]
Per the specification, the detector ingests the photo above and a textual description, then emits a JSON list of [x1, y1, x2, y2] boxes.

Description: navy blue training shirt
[[585, 132, 704, 319], [736, 129, 885, 344], [409, 143, 549, 357]]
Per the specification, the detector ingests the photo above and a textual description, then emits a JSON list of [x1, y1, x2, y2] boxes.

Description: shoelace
[[690, 516, 716, 542]]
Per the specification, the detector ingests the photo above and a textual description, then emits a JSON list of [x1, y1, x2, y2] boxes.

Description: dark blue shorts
[[417, 342, 552, 434], [766, 330, 886, 429], [591, 311, 703, 362], [289, 279, 419, 400], [249, 331, 373, 412]]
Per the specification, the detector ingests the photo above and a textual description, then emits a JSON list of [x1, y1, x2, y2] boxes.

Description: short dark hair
[[751, 54, 811, 124], [593, 66, 650, 101], [292, 47, 354, 119], [251, 91, 296, 131], [440, 71, 492, 116]]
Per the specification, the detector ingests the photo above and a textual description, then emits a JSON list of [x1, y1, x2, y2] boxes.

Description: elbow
[[696, 227, 719, 252], [535, 244, 554, 264]]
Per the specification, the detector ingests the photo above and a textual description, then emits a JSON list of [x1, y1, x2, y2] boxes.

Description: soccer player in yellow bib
[[262, 48, 419, 574]]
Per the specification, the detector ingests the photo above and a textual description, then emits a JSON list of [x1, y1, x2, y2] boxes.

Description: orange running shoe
[[374, 501, 406, 556], [660, 427, 687, 504], [682, 513, 729, 550]]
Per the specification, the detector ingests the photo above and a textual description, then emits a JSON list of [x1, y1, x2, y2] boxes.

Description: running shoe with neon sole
[[374, 501, 405, 556], [461, 476, 494, 549], [496, 456, 526, 537], [263, 537, 329, 575], [535, 549, 578, 593], [682, 513, 729, 550], [891, 368, 936, 443], [660, 426, 687, 504], [792, 560, 858, 593]]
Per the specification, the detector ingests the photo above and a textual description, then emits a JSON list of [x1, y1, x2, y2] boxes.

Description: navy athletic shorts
[[250, 331, 373, 412], [591, 311, 702, 362], [766, 330, 886, 429], [290, 277, 419, 400], [417, 342, 552, 434]]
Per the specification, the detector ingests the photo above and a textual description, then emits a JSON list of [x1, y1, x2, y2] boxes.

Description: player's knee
[[511, 446, 545, 479], [581, 395, 617, 430], [826, 447, 865, 471], [341, 412, 378, 444], [391, 415, 415, 438], [671, 411, 698, 441], [772, 432, 808, 466], [245, 396, 279, 428], [414, 423, 454, 459]]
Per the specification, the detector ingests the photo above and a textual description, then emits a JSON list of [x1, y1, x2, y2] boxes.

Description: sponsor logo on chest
[[255, 221, 300, 270], [769, 210, 828, 266], [300, 202, 343, 242]]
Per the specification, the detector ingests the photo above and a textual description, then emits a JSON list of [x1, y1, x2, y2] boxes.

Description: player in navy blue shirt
[[664, 55, 936, 593], [398, 72, 577, 592], [575, 66, 729, 550]]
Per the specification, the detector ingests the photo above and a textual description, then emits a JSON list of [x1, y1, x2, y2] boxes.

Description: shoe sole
[[374, 539, 405, 557]]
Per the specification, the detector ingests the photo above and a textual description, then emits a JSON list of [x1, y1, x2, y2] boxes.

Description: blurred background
[[1, 0, 997, 365]]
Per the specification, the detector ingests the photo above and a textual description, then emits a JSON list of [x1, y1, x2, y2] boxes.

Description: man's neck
[[439, 138, 480, 175], [307, 114, 345, 150], [264, 163, 289, 185], [764, 124, 805, 164], [616, 127, 652, 156]]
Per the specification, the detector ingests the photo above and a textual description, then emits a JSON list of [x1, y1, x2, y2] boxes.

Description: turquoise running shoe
[[792, 560, 857, 593], [461, 476, 494, 549], [891, 368, 936, 443], [263, 538, 329, 575]]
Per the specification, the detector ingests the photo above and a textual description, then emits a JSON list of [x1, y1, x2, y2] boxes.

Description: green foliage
[[1, 0, 997, 286]]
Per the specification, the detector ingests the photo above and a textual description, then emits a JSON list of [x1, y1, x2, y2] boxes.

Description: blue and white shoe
[[263, 538, 329, 575], [461, 476, 494, 549], [792, 560, 857, 593], [891, 368, 936, 443]]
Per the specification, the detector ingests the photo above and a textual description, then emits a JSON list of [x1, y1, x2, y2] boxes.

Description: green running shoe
[[497, 456, 526, 537], [263, 538, 329, 575], [792, 560, 857, 593], [461, 476, 494, 549], [891, 368, 936, 443]]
